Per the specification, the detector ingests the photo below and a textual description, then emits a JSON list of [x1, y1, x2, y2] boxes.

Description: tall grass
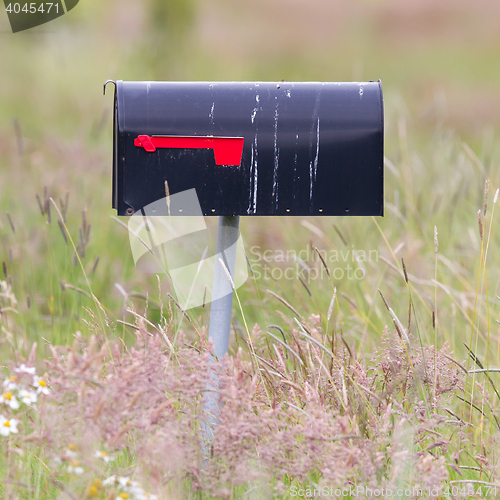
[[1, 112, 500, 497]]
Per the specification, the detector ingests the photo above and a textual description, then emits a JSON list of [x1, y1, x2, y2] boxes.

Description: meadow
[[1, 0, 500, 498]]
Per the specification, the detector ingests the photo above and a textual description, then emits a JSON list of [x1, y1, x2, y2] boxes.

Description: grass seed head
[[401, 257, 408, 284], [483, 179, 490, 217]]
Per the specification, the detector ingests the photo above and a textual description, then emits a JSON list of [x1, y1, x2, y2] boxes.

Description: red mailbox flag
[[134, 135, 245, 166]]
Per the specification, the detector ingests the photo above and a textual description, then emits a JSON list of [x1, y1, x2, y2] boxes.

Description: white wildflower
[[2, 377, 18, 391], [103, 475, 117, 486], [19, 389, 38, 406], [135, 492, 158, 500], [128, 483, 143, 496], [65, 444, 78, 458], [95, 450, 115, 463], [135, 492, 157, 500], [0, 391, 20, 410], [111, 476, 155, 500], [14, 364, 36, 375], [33, 376, 50, 395], [0, 415, 19, 436], [117, 476, 131, 488], [67, 463, 84, 475], [122, 478, 146, 498]]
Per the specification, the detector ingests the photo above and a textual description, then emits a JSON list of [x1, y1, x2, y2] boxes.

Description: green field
[[1, 0, 500, 498]]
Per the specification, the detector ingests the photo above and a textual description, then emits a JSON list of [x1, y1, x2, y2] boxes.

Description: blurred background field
[[2, 1, 500, 498], [0, 0, 499, 364]]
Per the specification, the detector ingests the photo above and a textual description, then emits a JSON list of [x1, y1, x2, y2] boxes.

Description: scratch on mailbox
[[272, 106, 280, 208], [252, 134, 258, 213], [209, 103, 215, 124], [249, 93, 260, 213], [309, 94, 321, 202], [314, 117, 320, 181], [309, 162, 313, 200], [248, 141, 255, 214], [251, 95, 259, 124]]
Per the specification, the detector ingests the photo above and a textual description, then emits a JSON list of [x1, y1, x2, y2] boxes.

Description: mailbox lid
[[113, 80, 383, 216]]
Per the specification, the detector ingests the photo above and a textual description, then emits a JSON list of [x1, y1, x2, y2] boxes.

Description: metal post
[[208, 215, 240, 359], [202, 215, 240, 452]]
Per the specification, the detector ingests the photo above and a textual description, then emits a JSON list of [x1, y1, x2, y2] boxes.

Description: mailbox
[[112, 81, 383, 216]]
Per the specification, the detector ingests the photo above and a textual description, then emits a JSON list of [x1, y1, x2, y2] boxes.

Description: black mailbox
[[112, 81, 383, 216]]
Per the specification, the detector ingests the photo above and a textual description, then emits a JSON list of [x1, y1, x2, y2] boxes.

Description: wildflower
[[0, 415, 19, 436], [103, 475, 116, 486], [67, 461, 84, 475], [117, 493, 129, 500], [127, 482, 142, 495], [88, 486, 99, 497], [65, 443, 78, 458], [95, 450, 115, 463], [2, 377, 18, 391], [0, 392, 20, 410], [117, 476, 131, 488], [14, 364, 36, 375], [33, 376, 50, 395], [118, 478, 145, 498], [136, 493, 158, 500], [19, 389, 38, 406], [88, 479, 102, 497]]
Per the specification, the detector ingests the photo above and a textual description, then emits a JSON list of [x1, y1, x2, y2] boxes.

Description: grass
[[2, 0, 500, 497], [1, 108, 499, 499]]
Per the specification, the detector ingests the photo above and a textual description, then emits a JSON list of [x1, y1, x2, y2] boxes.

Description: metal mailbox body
[[112, 81, 383, 216]]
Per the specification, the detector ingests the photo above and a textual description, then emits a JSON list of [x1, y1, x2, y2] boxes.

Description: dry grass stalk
[[267, 289, 300, 317], [6, 212, 15, 234], [313, 245, 331, 278], [327, 288, 336, 322], [298, 275, 312, 297]]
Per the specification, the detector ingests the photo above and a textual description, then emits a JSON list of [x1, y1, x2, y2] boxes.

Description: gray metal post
[[208, 215, 240, 359], [202, 215, 240, 450]]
